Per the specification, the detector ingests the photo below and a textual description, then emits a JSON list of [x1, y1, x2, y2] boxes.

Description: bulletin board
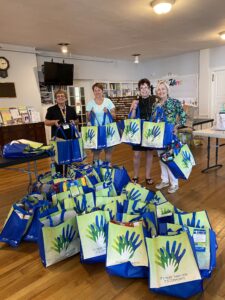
[[152, 74, 198, 105]]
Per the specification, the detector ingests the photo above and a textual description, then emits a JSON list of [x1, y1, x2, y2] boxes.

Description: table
[[193, 128, 225, 173], [0, 153, 52, 192], [193, 118, 214, 129]]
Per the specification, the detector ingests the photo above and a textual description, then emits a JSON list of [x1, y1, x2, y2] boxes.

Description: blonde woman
[[154, 81, 186, 193]]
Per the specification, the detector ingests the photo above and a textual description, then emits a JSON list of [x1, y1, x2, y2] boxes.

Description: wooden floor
[[0, 140, 225, 300]]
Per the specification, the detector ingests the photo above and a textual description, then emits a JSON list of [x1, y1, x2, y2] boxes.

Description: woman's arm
[[176, 100, 187, 126], [45, 119, 60, 127], [109, 108, 116, 119], [129, 100, 139, 119]]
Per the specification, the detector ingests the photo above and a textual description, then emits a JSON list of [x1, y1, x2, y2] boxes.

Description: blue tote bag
[[0, 203, 33, 247], [141, 107, 174, 149], [70, 124, 86, 162], [161, 142, 196, 180], [50, 127, 71, 164], [106, 221, 148, 278], [121, 107, 141, 146], [158, 223, 217, 279], [146, 231, 203, 299]]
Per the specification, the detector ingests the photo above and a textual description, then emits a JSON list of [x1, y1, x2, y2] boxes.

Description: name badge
[[62, 124, 70, 130]]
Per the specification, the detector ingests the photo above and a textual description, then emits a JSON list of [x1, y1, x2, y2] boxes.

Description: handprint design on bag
[[52, 224, 76, 255], [86, 215, 107, 249], [155, 241, 186, 273], [113, 231, 142, 261]]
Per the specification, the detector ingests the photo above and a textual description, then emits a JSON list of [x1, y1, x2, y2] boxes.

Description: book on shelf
[[9, 107, 20, 120], [0, 108, 13, 125], [27, 106, 40, 122], [21, 112, 30, 123]]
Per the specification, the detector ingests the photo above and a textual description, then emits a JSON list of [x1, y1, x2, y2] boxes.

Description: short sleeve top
[[45, 104, 78, 138], [86, 98, 115, 125]]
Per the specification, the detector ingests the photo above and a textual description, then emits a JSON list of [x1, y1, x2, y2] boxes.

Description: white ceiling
[[1, 0, 225, 61]]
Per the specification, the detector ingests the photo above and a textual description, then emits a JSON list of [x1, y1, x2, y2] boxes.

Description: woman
[[45, 89, 79, 174], [154, 81, 186, 194], [45, 89, 78, 138], [86, 82, 116, 164], [130, 78, 158, 185]]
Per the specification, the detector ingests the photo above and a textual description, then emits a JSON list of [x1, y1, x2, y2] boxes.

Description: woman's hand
[[55, 120, 60, 127], [130, 100, 139, 111], [173, 124, 179, 135], [103, 107, 108, 113]]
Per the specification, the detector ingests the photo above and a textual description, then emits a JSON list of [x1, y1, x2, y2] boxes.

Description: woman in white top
[[86, 82, 116, 164]]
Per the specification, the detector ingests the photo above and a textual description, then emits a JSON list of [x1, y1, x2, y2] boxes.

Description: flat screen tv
[[44, 62, 74, 85]]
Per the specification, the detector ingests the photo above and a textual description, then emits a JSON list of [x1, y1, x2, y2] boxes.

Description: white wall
[[139, 51, 199, 79], [3, 44, 225, 121], [199, 49, 210, 117], [210, 45, 225, 69], [0, 48, 42, 115], [37, 53, 142, 81]]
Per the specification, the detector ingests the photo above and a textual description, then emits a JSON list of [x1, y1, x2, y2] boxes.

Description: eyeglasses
[[56, 94, 66, 98], [140, 86, 150, 90]]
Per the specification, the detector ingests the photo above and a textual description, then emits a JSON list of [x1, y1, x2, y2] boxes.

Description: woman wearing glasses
[[129, 78, 159, 185]]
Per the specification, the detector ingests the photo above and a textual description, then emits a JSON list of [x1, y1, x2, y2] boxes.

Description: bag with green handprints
[[141, 107, 174, 149], [121, 118, 141, 145], [98, 164, 130, 194], [159, 223, 217, 279], [95, 194, 127, 213], [161, 142, 195, 180], [81, 125, 98, 149], [123, 182, 154, 203], [106, 221, 148, 278], [38, 209, 80, 267], [105, 111, 121, 147], [174, 210, 212, 229], [146, 231, 203, 298], [77, 210, 110, 263], [94, 181, 117, 197], [148, 190, 168, 206]]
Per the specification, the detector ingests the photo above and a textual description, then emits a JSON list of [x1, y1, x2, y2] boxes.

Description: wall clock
[[0, 57, 10, 78]]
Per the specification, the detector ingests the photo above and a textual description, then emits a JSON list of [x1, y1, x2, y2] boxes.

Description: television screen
[[44, 62, 74, 85]]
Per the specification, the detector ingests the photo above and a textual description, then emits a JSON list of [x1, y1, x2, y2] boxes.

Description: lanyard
[[60, 106, 67, 123]]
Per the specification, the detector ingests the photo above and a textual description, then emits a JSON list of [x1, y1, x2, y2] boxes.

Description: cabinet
[[0, 122, 47, 150], [100, 82, 138, 98]]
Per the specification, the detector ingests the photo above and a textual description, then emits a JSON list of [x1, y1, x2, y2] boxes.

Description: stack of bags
[[0, 162, 217, 299]]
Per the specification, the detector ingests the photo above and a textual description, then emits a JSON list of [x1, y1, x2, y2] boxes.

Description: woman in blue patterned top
[[154, 80, 186, 194]]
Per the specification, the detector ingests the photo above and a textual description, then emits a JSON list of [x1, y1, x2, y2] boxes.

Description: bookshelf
[[110, 96, 136, 120], [100, 81, 138, 98]]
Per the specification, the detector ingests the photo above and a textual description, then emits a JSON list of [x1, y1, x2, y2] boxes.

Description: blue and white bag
[[146, 231, 203, 298]]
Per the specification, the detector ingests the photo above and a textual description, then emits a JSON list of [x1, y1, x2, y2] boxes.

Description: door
[[211, 69, 225, 118]]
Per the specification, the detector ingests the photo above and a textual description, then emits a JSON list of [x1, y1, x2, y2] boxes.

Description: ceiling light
[[58, 43, 70, 54], [151, 0, 175, 15], [132, 54, 140, 64], [219, 31, 225, 40]]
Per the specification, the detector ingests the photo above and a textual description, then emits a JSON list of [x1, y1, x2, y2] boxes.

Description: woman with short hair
[[129, 78, 159, 185], [86, 83, 116, 164]]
